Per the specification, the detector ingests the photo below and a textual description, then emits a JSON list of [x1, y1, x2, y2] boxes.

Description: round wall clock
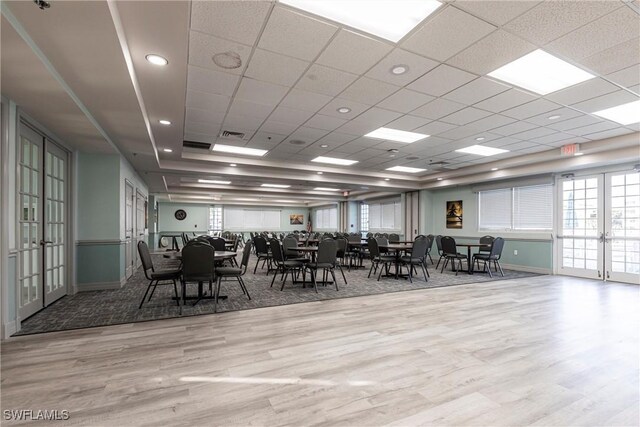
[[174, 209, 187, 221]]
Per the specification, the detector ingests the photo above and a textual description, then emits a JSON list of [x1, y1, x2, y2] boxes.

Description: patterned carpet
[[16, 252, 540, 335]]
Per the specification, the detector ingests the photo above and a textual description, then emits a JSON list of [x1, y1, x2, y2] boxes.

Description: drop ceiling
[[1, 0, 639, 206]]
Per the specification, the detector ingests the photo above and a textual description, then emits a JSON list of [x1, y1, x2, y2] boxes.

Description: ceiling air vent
[[428, 160, 452, 171], [219, 130, 246, 140], [183, 140, 211, 150]]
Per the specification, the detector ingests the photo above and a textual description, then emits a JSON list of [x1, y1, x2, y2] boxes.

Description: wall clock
[[174, 209, 187, 221]]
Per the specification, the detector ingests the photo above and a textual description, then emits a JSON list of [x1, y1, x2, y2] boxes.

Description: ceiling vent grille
[[219, 130, 246, 140], [183, 140, 211, 150]]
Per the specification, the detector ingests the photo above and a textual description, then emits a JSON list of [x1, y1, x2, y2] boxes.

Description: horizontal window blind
[[315, 207, 337, 229], [223, 208, 280, 230], [479, 184, 553, 231], [479, 189, 512, 230], [368, 201, 401, 231]]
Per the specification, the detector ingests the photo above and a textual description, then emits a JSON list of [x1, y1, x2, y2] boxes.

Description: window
[[315, 207, 338, 229], [209, 206, 222, 232], [479, 184, 553, 231], [360, 203, 369, 236], [223, 208, 280, 230], [368, 200, 401, 231]]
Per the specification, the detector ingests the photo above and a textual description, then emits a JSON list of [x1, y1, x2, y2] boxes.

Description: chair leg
[[214, 278, 220, 313], [337, 263, 347, 284], [280, 269, 289, 291], [368, 261, 375, 278], [254, 257, 260, 274], [330, 269, 339, 291], [436, 255, 442, 269], [407, 263, 413, 283], [441, 258, 448, 273], [239, 276, 250, 300], [139, 280, 153, 309], [173, 279, 180, 306], [148, 281, 158, 301], [497, 260, 504, 277], [423, 260, 430, 278], [485, 260, 492, 278], [377, 262, 385, 281], [270, 268, 278, 287], [310, 270, 318, 293], [421, 263, 428, 282], [428, 253, 434, 264]]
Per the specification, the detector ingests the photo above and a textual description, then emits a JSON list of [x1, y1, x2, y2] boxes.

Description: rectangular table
[[456, 243, 491, 274]]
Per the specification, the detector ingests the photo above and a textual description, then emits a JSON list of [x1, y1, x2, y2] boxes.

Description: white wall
[[119, 156, 148, 240]]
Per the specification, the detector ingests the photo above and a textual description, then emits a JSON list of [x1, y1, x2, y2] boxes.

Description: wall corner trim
[[500, 263, 552, 275], [77, 281, 124, 292]]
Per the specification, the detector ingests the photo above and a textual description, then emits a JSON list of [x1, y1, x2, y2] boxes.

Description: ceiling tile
[[186, 107, 226, 124], [580, 37, 640, 76], [235, 78, 289, 106], [279, 88, 332, 112], [340, 77, 399, 105], [287, 126, 329, 143], [407, 64, 476, 97], [443, 77, 511, 105], [227, 99, 274, 120], [258, 6, 338, 61], [453, 1, 541, 26], [316, 29, 393, 75], [244, 49, 309, 87], [504, 1, 622, 45], [365, 48, 439, 86], [259, 119, 300, 135], [188, 31, 251, 76], [436, 122, 488, 140], [547, 115, 603, 132], [184, 131, 218, 143], [413, 121, 458, 136], [248, 132, 286, 148], [222, 113, 265, 132], [377, 89, 434, 113], [447, 30, 536, 75], [547, 7, 638, 61], [336, 119, 380, 136], [187, 66, 240, 97], [318, 98, 371, 119], [606, 64, 640, 89], [296, 64, 358, 96], [185, 90, 230, 113], [484, 136, 522, 147], [190, 1, 271, 46], [411, 98, 467, 120], [524, 107, 584, 126], [546, 78, 620, 106], [315, 132, 357, 148], [581, 127, 634, 141], [440, 107, 493, 126], [385, 115, 432, 131], [463, 114, 516, 132], [509, 127, 556, 141], [355, 107, 403, 126], [268, 105, 314, 126], [185, 120, 222, 136], [564, 121, 621, 137], [501, 99, 562, 120], [571, 90, 639, 113], [303, 114, 349, 131], [402, 5, 496, 61], [529, 132, 577, 144], [473, 88, 538, 113], [491, 120, 537, 136]]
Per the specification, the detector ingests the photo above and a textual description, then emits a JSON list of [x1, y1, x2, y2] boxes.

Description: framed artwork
[[446, 200, 463, 229], [290, 214, 304, 225]]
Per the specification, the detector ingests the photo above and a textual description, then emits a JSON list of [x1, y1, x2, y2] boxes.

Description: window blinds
[[315, 207, 338, 229], [479, 184, 553, 231], [479, 188, 512, 230], [223, 208, 281, 230], [368, 201, 401, 231]]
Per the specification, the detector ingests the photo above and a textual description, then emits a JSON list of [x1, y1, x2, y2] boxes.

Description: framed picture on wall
[[290, 214, 304, 225], [446, 200, 463, 229]]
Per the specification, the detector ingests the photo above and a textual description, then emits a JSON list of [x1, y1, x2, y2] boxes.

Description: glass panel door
[[606, 172, 640, 284], [557, 175, 603, 280], [125, 181, 134, 279]]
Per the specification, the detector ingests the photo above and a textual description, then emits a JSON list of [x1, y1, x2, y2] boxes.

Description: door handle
[[40, 240, 53, 246], [598, 232, 604, 243]]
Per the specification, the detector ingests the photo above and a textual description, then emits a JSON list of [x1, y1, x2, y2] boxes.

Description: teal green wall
[[347, 201, 359, 233], [76, 243, 122, 284]]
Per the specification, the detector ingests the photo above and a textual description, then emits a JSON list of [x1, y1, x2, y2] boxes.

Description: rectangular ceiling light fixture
[[311, 156, 358, 166], [279, 0, 441, 43], [314, 187, 341, 191], [593, 100, 640, 125], [455, 145, 509, 156], [488, 49, 595, 95], [198, 179, 231, 185], [365, 127, 429, 143], [212, 144, 268, 156], [261, 183, 291, 188], [386, 166, 427, 173]]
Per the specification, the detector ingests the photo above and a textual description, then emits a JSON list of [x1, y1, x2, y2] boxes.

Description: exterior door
[[124, 181, 134, 278], [43, 141, 68, 305]]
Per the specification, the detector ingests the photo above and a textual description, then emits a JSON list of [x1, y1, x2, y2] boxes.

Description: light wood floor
[[2, 276, 638, 426]]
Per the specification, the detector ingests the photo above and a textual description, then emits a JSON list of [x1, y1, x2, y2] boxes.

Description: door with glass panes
[[558, 171, 640, 284]]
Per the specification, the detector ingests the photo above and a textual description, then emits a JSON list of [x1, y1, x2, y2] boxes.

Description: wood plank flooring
[[1, 275, 638, 426]]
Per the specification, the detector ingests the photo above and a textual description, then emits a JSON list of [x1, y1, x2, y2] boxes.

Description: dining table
[[456, 243, 491, 274], [378, 243, 413, 279]]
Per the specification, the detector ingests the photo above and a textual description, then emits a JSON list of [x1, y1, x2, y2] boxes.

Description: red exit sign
[[561, 143, 580, 156]]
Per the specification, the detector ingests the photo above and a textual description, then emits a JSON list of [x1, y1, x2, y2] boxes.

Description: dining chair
[[435, 235, 445, 269], [473, 237, 505, 277], [440, 236, 467, 275], [400, 236, 429, 282], [181, 241, 216, 309], [270, 239, 306, 290], [215, 241, 253, 301], [367, 237, 395, 280], [137, 241, 181, 309], [253, 235, 272, 273], [306, 239, 340, 292]]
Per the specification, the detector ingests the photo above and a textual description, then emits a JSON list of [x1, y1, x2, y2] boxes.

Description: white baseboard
[[500, 263, 551, 275], [3, 320, 17, 339], [77, 281, 124, 291]]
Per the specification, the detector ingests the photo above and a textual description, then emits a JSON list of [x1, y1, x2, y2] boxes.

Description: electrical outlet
[[514, 249, 518, 256]]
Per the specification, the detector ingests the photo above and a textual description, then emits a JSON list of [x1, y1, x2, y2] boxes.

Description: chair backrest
[[376, 237, 389, 247], [182, 242, 215, 281], [270, 239, 285, 264], [336, 238, 347, 257], [317, 239, 337, 264], [440, 236, 458, 256], [254, 235, 268, 254], [240, 241, 253, 272], [435, 235, 443, 253], [207, 237, 225, 252], [479, 235, 495, 253], [425, 235, 435, 254], [348, 234, 361, 243], [388, 233, 400, 243], [137, 241, 154, 278], [283, 236, 299, 258], [367, 237, 379, 259], [490, 237, 505, 259], [411, 237, 429, 260]]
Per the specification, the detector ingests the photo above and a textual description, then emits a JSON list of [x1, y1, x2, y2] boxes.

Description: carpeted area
[[16, 252, 541, 335]]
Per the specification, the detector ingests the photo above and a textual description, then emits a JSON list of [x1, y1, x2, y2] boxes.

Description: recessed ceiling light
[[391, 65, 409, 75], [159, 119, 171, 125], [475, 137, 485, 141], [162, 148, 173, 153], [317, 171, 323, 175], [314, 187, 341, 191], [593, 100, 640, 125], [279, 0, 441, 43], [455, 145, 509, 156], [320, 144, 329, 148], [337, 107, 351, 114], [436, 177, 443, 181], [261, 183, 291, 188], [198, 179, 231, 185], [311, 156, 358, 166], [229, 163, 237, 167], [384, 178, 390, 181], [389, 154, 396, 158], [386, 166, 427, 173], [491, 167, 499, 171], [365, 127, 429, 143], [145, 54, 168, 66], [212, 144, 268, 156], [574, 152, 584, 156], [548, 115, 561, 120], [488, 49, 595, 95]]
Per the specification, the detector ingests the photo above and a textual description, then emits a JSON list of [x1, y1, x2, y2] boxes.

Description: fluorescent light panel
[[212, 144, 268, 156], [593, 100, 640, 125], [279, 0, 441, 43], [198, 179, 231, 185], [261, 183, 291, 188], [311, 156, 358, 166], [386, 166, 426, 173], [314, 187, 341, 191], [364, 127, 429, 143], [455, 145, 509, 156], [488, 49, 595, 95]]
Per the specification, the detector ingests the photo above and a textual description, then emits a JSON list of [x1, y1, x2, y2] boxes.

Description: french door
[[18, 123, 69, 319], [558, 171, 640, 284], [124, 181, 134, 279]]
